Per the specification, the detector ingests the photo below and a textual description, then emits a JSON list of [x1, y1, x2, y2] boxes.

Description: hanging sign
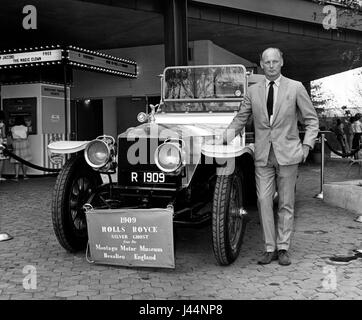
[[86, 207, 175, 268]]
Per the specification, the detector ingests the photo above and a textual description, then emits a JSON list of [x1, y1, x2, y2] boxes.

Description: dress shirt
[[265, 75, 281, 125]]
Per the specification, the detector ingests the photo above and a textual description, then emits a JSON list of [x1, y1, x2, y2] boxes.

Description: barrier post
[[0, 143, 13, 241], [315, 133, 325, 200], [0, 208, 13, 242]]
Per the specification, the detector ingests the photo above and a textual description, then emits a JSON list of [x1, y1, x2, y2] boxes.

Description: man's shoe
[[278, 250, 291, 266], [258, 251, 278, 265]]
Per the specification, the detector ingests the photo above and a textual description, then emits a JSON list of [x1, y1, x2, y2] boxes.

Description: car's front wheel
[[212, 167, 247, 265], [52, 154, 102, 252]]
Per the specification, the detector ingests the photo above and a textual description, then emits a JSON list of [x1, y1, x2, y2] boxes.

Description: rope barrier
[[323, 137, 360, 158], [1, 146, 61, 173], [0, 135, 358, 174]]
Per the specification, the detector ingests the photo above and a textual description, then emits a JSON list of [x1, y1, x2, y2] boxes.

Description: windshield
[[162, 65, 246, 113]]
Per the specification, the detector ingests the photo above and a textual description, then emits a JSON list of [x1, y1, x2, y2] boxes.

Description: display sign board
[[86, 208, 175, 268], [41, 97, 65, 134], [41, 86, 66, 98], [0, 50, 62, 66], [41, 85, 67, 134], [68, 50, 137, 77]]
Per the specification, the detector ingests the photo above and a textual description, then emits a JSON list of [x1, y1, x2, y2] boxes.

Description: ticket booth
[[0, 45, 137, 175], [1, 84, 69, 174]]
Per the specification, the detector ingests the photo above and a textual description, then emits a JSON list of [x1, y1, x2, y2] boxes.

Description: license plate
[[130, 172, 165, 184]]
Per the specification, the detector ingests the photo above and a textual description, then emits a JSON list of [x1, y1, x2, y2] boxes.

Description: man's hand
[[302, 144, 311, 162]]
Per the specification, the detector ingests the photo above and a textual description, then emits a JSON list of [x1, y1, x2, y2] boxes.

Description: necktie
[[267, 81, 274, 120]]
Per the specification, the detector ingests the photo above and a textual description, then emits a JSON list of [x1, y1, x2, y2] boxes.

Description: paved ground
[[0, 158, 361, 300]]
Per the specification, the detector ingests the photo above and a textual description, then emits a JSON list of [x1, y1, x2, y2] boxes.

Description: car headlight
[[84, 139, 111, 169], [155, 139, 185, 173]]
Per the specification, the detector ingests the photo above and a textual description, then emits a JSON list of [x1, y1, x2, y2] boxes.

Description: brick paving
[[0, 159, 361, 300]]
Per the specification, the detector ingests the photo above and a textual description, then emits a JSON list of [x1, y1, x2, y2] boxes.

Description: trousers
[[255, 145, 298, 252]]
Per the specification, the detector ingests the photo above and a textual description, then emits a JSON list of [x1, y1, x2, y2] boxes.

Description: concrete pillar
[[163, 0, 188, 67]]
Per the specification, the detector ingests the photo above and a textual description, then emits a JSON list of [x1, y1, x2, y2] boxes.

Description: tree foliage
[[311, 80, 334, 116]]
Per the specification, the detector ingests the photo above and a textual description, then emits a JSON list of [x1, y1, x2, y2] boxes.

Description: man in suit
[[223, 48, 319, 265]]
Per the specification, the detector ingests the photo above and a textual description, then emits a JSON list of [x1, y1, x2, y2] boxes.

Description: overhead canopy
[[0, 0, 362, 82]]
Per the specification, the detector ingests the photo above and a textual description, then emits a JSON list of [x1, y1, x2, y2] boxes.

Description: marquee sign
[[0, 49, 62, 67], [67, 48, 137, 78], [0, 46, 138, 78]]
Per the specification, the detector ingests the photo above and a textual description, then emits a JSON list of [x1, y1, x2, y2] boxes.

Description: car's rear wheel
[[52, 154, 102, 252], [212, 167, 247, 265]]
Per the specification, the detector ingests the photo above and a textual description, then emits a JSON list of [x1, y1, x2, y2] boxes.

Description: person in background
[[334, 118, 347, 155], [0, 111, 8, 181], [351, 113, 362, 159], [350, 116, 356, 147], [343, 118, 352, 154], [347, 116, 355, 155], [10, 115, 32, 181]]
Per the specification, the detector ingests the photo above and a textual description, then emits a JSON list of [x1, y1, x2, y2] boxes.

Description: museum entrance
[[71, 99, 103, 141]]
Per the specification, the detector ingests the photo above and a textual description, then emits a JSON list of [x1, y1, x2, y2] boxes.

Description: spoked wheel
[[70, 176, 94, 233], [52, 154, 102, 252], [212, 167, 247, 265]]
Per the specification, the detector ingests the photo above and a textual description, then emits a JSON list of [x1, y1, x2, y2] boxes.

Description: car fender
[[201, 142, 254, 159], [48, 140, 89, 154], [48, 140, 115, 184]]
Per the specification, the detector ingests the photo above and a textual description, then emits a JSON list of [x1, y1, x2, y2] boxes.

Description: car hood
[[119, 113, 236, 139], [118, 113, 251, 188]]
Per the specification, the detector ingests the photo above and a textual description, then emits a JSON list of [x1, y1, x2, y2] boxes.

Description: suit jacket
[[225, 75, 319, 167]]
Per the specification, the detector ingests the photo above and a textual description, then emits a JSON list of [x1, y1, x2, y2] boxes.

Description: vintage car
[[48, 64, 260, 265]]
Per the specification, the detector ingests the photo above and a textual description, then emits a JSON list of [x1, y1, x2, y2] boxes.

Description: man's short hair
[[260, 48, 284, 61]]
